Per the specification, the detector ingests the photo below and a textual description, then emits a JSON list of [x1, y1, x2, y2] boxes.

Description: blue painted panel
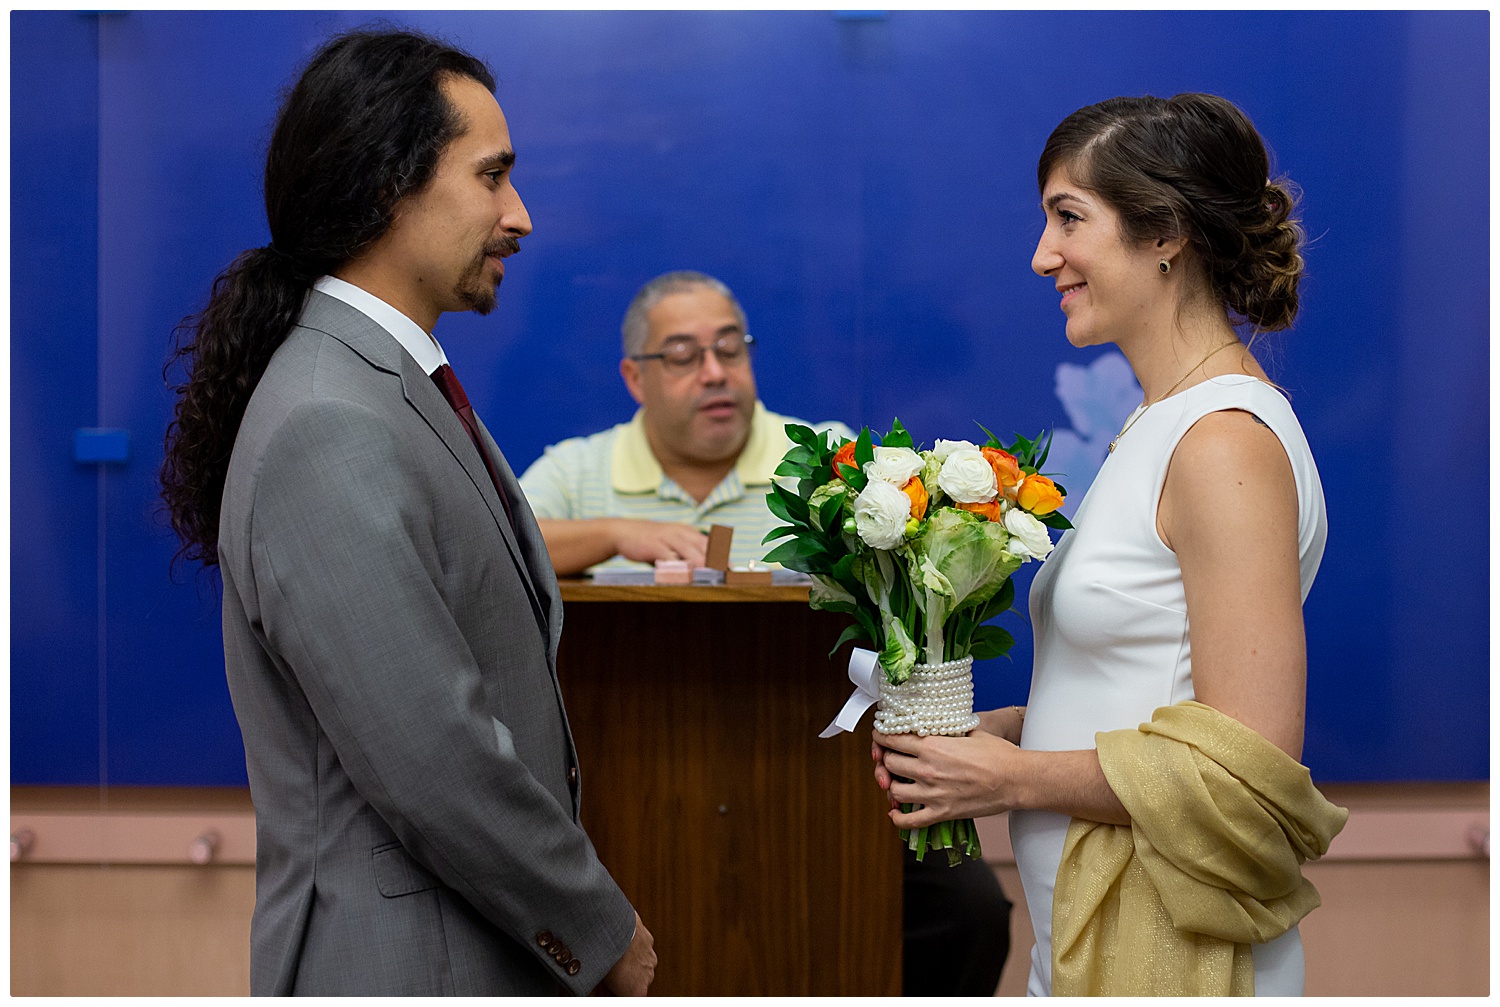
[[11, 10, 1488, 785], [72, 428, 131, 464], [11, 11, 103, 784]]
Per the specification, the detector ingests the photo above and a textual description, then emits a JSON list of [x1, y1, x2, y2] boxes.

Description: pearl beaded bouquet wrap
[[764, 419, 1071, 865]]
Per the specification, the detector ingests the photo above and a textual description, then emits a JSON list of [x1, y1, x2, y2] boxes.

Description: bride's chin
[[1063, 323, 1094, 349]]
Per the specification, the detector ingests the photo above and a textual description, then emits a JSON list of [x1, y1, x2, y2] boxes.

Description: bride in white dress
[[873, 93, 1336, 996]]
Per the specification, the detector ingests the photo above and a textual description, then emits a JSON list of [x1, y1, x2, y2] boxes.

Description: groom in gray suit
[[162, 30, 655, 995]]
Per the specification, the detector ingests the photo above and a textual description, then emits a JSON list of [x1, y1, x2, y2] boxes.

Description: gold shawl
[[1051, 701, 1348, 996]]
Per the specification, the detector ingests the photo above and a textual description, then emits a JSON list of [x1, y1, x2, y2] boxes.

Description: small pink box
[[653, 559, 692, 585]]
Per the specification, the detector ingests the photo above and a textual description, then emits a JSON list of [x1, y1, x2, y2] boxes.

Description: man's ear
[[620, 358, 646, 406]]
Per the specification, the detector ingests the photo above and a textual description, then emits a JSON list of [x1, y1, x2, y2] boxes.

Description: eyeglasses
[[628, 333, 757, 375]]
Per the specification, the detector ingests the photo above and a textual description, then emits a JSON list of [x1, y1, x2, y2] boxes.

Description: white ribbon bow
[[819, 647, 882, 738]]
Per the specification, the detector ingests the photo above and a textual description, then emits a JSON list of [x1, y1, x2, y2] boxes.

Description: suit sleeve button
[[535, 931, 553, 947], [566, 960, 582, 976], [557, 949, 573, 965]]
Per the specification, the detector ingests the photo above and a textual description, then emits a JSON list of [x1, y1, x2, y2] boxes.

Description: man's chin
[[691, 417, 752, 459], [459, 283, 499, 317]]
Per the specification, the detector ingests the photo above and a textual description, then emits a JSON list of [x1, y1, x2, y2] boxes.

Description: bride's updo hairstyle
[[1038, 93, 1304, 332]]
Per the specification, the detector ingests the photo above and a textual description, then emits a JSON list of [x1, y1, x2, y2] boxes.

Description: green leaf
[[884, 417, 914, 449], [1036, 427, 1055, 469], [974, 578, 1015, 624], [946, 609, 974, 662], [817, 494, 845, 539], [829, 622, 872, 657], [968, 625, 1016, 661], [784, 423, 819, 448], [763, 535, 831, 569], [764, 490, 796, 526], [761, 525, 800, 544], [1040, 511, 1074, 531], [888, 567, 911, 626], [879, 616, 918, 682], [845, 468, 868, 493], [782, 443, 817, 467], [1006, 431, 1041, 468], [770, 482, 811, 524], [832, 555, 868, 605], [774, 458, 812, 479], [854, 427, 875, 468], [974, 421, 1001, 449]]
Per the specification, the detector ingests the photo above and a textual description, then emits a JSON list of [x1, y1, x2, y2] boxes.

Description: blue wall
[[11, 10, 1488, 785]]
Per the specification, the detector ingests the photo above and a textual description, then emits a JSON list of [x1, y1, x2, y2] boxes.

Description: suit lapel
[[298, 291, 550, 640], [473, 415, 564, 662], [398, 355, 550, 638]]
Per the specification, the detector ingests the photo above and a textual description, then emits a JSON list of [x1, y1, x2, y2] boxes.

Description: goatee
[[457, 236, 521, 316]]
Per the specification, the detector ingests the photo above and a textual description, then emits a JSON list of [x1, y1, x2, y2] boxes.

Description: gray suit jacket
[[219, 291, 634, 995]]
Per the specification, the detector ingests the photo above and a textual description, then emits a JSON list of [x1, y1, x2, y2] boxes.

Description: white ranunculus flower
[[863, 446, 924, 485], [936, 448, 998, 504], [931, 438, 978, 463], [853, 479, 912, 550], [1004, 508, 1055, 560]]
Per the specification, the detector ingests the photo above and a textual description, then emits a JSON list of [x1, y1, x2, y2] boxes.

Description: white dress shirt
[[313, 275, 449, 376]]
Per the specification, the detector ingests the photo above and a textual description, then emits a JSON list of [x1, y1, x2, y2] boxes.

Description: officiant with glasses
[[518, 270, 851, 575], [519, 269, 1012, 995]]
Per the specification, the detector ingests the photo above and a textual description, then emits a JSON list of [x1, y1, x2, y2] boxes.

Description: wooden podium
[[555, 582, 902, 996]]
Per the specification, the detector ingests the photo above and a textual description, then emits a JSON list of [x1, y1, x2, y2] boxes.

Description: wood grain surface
[[558, 581, 811, 603], [556, 599, 902, 995]]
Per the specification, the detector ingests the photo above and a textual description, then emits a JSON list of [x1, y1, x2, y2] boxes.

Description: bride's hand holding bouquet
[[765, 419, 1069, 864]]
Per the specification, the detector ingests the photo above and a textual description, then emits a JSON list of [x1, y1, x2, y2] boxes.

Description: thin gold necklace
[[1108, 340, 1241, 454]]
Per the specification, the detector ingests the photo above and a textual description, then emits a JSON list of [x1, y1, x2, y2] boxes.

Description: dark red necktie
[[431, 363, 515, 528]]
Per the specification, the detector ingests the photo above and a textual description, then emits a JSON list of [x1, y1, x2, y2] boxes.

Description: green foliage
[[817, 492, 845, 535], [829, 622, 871, 656], [968, 625, 1016, 661], [883, 417, 914, 449], [784, 423, 820, 449], [768, 418, 1064, 685], [1040, 510, 1074, 531]]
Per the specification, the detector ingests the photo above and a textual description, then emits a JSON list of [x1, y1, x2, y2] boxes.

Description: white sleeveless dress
[[1009, 374, 1328, 997]]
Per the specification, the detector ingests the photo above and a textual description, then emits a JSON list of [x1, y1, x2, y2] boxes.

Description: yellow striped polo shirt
[[518, 402, 854, 571]]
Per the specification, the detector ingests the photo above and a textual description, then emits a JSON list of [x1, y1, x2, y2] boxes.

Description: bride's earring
[[1158, 259, 1171, 274]]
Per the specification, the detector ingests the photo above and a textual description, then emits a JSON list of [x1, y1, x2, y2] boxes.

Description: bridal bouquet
[[764, 420, 1071, 864]]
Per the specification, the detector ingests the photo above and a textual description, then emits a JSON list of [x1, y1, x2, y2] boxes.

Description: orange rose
[[982, 447, 1025, 500], [900, 477, 929, 520], [832, 441, 858, 481], [956, 500, 1002, 522], [1017, 474, 1064, 516]]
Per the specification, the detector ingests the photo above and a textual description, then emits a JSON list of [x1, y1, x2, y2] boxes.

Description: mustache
[[484, 236, 521, 259]]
